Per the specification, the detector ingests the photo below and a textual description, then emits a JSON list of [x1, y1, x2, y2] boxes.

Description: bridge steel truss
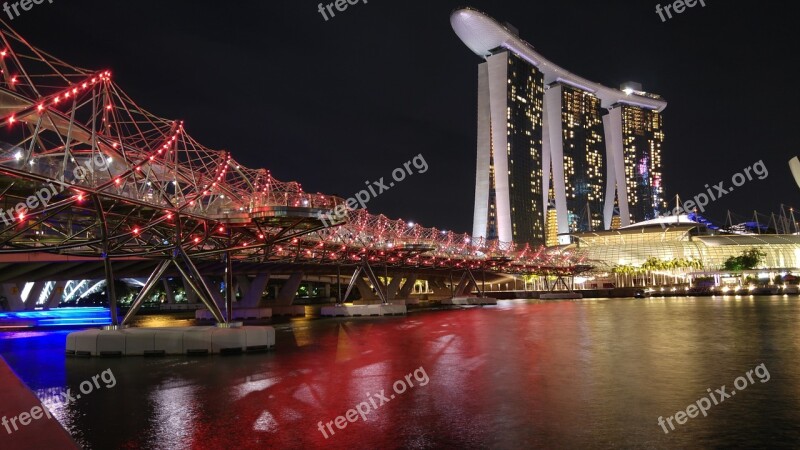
[[0, 22, 588, 325]]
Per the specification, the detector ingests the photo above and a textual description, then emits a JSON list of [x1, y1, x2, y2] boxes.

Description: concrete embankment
[[0, 357, 78, 449]]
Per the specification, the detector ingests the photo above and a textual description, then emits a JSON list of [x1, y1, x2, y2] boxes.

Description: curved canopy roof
[[450, 8, 668, 112]]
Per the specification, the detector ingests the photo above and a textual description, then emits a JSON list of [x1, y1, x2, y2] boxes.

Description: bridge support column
[[24, 281, 48, 310], [121, 260, 171, 325], [176, 265, 224, 323], [386, 275, 404, 301], [0, 283, 24, 311], [181, 278, 198, 304], [454, 270, 484, 298], [202, 276, 225, 312], [44, 281, 66, 309], [354, 277, 379, 303], [454, 276, 470, 297], [104, 256, 119, 326], [429, 279, 452, 298], [236, 276, 251, 304], [224, 251, 234, 323], [240, 273, 269, 308], [342, 260, 387, 304], [121, 253, 226, 325], [162, 279, 176, 304], [396, 274, 418, 299], [276, 272, 303, 306]]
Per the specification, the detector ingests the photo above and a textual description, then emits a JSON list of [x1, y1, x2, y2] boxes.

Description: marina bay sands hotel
[[452, 8, 668, 246]]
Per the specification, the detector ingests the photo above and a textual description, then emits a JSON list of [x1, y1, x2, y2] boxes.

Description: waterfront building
[[569, 215, 800, 288], [452, 8, 668, 246]]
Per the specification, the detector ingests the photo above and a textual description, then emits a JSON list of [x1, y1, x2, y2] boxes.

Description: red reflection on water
[[137, 303, 581, 449]]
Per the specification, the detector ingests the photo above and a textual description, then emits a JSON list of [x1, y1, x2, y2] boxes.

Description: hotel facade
[[452, 8, 668, 246]]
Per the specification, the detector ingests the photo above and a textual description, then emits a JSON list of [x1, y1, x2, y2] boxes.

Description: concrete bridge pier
[[443, 270, 496, 306], [396, 274, 418, 299], [270, 272, 305, 316], [322, 262, 407, 317], [23, 281, 48, 310], [239, 273, 269, 308], [44, 281, 66, 309], [0, 283, 25, 311], [429, 279, 453, 299], [181, 277, 199, 304], [163, 279, 176, 304], [353, 277, 380, 303], [385, 275, 404, 301]]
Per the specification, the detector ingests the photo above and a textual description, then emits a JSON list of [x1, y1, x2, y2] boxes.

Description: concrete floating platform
[[320, 304, 407, 317], [539, 292, 584, 300], [65, 326, 275, 357], [442, 297, 498, 306], [196, 307, 272, 321]]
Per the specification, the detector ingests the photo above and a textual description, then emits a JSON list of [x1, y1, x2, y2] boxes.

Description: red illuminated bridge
[[0, 23, 589, 326]]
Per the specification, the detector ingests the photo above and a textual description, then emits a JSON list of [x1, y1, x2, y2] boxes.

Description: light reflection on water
[[1, 297, 800, 448]]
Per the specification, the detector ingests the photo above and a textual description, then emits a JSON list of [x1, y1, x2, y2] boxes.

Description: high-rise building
[[603, 102, 666, 226], [557, 84, 605, 232], [452, 8, 668, 245], [621, 105, 665, 222], [473, 51, 545, 245]]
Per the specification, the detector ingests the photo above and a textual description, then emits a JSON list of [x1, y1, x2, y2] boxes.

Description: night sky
[[8, 0, 798, 232]]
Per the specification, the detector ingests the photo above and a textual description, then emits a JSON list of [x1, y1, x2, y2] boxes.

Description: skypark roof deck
[[450, 8, 668, 112]]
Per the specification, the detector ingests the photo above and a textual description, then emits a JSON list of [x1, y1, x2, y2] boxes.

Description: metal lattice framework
[[0, 23, 588, 323]]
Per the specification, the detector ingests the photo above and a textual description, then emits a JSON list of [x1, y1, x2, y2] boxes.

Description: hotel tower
[[452, 8, 667, 246]]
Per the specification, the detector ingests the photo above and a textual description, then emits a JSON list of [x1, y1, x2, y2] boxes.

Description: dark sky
[[9, 0, 798, 232]]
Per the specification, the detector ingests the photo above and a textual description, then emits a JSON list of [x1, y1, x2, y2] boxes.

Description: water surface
[[2, 297, 799, 449]]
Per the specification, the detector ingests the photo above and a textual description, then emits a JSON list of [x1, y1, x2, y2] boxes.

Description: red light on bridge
[[132, 227, 140, 235], [193, 237, 200, 244], [36, 104, 44, 112], [218, 226, 225, 233], [7, 116, 15, 124]]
